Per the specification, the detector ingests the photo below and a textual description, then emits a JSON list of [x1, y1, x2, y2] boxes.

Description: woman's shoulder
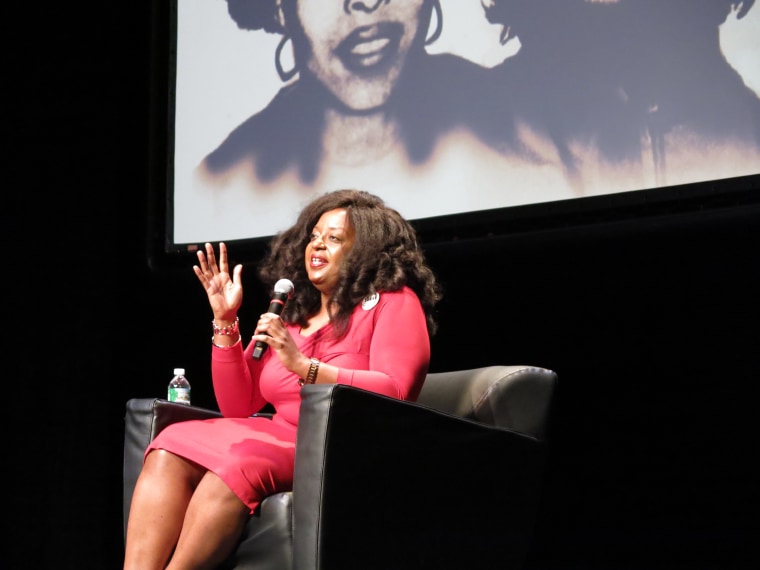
[[360, 287, 420, 310], [348, 288, 423, 329]]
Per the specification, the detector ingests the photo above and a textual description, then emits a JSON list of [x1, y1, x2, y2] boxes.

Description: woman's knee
[[196, 471, 248, 512]]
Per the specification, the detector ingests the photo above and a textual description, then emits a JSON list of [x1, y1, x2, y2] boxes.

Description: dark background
[[8, 3, 758, 569]]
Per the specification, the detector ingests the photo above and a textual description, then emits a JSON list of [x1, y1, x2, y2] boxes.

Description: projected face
[[288, 0, 429, 111]]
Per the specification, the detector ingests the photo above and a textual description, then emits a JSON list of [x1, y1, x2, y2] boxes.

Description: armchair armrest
[[292, 384, 548, 570], [123, 398, 222, 534], [123, 398, 292, 569]]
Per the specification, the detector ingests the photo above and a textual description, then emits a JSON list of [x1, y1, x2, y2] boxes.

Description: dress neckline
[[298, 321, 332, 338]]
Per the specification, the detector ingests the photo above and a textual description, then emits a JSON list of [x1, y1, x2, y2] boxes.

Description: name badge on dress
[[361, 292, 380, 310]]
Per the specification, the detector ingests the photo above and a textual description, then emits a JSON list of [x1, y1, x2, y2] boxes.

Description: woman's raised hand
[[193, 242, 243, 322]]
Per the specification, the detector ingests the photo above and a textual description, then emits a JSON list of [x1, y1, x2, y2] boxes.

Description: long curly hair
[[258, 189, 442, 337]]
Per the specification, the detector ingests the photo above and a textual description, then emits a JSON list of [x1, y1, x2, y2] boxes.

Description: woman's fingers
[[205, 242, 219, 273], [218, 242, 228, 274], [195, 248, 209, 273], [193, 251, 211, 288], [193, 243, 241, 313], [256, 313, 280, 337], [232, 263, 243, 286], [201, 242, 231, 278], [195, 243, 230, 279]]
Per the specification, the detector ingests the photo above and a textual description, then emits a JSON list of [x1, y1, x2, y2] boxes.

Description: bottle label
[[168, 387, 191, 405]]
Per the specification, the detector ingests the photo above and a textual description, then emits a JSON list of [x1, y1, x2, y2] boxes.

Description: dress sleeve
[[211, 340, 268, 417], [337, 287, 430, 402]]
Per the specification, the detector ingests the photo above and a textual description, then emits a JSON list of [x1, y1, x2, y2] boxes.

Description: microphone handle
[[252, 291, 289, 360]]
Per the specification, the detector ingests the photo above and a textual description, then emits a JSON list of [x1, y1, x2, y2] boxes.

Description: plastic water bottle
[[167, 368, 191, 405]]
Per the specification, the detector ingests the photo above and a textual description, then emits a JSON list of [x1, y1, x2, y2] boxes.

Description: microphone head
[[274, 278, 295, 296]]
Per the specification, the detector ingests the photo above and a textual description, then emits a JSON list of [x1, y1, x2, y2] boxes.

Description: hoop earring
[[425, 0, 443, 46], [275, 35, 298, 82]]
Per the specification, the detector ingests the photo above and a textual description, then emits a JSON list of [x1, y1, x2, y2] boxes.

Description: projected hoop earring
[[425, 0, 443, 45], [275, 35, 298, 82]]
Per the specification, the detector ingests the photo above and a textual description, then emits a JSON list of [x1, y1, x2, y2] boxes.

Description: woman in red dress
[[123, 189, 442, 569]]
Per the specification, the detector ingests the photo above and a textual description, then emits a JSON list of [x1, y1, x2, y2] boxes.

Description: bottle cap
[[173, 368, 185, 376]]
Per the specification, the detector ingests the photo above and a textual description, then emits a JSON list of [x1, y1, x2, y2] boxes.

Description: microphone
[[252, 278, 295, 360]]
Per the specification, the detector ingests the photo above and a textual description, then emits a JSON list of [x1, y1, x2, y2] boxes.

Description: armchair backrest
[[417, 365, 557, 440]]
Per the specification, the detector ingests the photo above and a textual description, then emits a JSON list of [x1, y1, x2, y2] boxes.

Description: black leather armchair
[[123, 365, 557, 569]]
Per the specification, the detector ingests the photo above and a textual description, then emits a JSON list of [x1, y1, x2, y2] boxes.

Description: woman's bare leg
[[166, 471, 250, 569], [123, 450, 205, 570]]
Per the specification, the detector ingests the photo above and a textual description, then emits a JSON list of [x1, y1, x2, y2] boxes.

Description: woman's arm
[[211, 341, 268, 417], [325, 287, 431, 401]]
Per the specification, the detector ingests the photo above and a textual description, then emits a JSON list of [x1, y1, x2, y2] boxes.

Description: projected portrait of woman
[[175, 0, 572, 244], [172, 0, 760, 246], [481, 0, 760, 192]]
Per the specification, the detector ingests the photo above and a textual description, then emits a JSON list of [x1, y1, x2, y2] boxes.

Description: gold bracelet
[[212, 316, 239, 336], [298, 358, 320, 386]]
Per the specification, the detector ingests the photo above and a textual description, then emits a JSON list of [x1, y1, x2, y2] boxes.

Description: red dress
[[145, 287, 430, 512]]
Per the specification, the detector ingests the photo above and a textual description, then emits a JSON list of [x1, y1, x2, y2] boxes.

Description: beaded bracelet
[[212, 316, 239, 336], [298, 358, 320, 386]]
